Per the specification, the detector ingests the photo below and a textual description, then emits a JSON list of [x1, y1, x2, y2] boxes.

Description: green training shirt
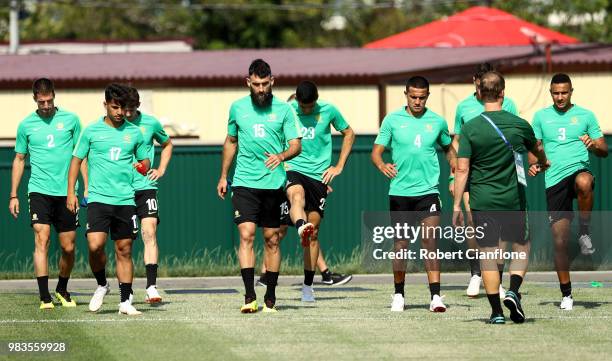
[[454, 94, 518, 135], [532, 104, 603, 189], [228, 95, 302, 190], [14, 108, 81, 196], [73, 117, 148, 206], [458, 110, 536, 211], [129, 112, 170, 191], [285, 100, 349, 181], [374, 107, 452, 197]]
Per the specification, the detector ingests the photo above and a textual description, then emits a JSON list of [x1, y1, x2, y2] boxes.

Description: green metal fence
[[1, 135, 611, 272]]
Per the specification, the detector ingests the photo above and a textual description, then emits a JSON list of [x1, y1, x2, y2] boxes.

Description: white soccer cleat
[[466, 275, 481, 297], [301, 284, 315, 302], [391, 293, 405, 312], [560, 296, 573, 310], [88, 284, 110, 312], [118, 300, 142, 316], [499, 285, 506, 299], [578, 234, 596, 255], [429, 295, 447, 313], [145, 285, 162, 304]]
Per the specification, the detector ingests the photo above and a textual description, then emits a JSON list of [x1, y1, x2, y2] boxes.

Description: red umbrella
[[364, 6, 579, 48]]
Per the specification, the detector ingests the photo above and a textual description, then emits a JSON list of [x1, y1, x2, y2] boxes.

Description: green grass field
[[0, 281, 610, 360]]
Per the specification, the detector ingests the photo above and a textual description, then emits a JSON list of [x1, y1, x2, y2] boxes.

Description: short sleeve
[[586, 111, 604, 139], [72, 117, 82, 148], [152, 119, 170, 144], [504, 98, 519, 116], [457, 126, 472, 158], [531, 112, 542, 140], [374, 116, 392, 147], [283, 106, 302, 141], [227, 104, 238, 137], [453, 105, 463, 135], [330, 105, 349, 132], [14, 122, 28, 154], [522, 121, 537, 152], [437, 120, 452, 147], [73, 128, 91, 159]]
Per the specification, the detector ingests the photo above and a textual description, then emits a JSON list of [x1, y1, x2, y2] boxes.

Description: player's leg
[[301, 211, 321, 302], [420, 214, 445, 312], [238, 222, 258, 312], [502, 211, 529, 324], [463, 191, 482, 296], [28, 193, 54, 308], [473, 211, 505, 324], [135, 190, 162, 303], [575, 171, 595, 255], [389, 196, 409, 312], [546, 178, 575, 309], [33, 224, 53, 308], [262, 226, 280, 312], [286, 172, 314, 246], [54, 196, 78, 307], [86, 203, 111, 312], [112, 205, 141, 315]]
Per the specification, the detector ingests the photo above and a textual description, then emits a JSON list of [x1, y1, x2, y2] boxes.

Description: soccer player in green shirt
[[453, 71, 549, 324], [451, 63, 519, 298], [529, 73, 608, 311], [9, 78, 81, 310], [124, 87, 173, 304], [67, 84, 150, 316], [371, 76, 456, 313], [216, 59, 303, 313]]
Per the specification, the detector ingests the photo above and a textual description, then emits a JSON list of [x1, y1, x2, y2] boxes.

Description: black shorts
[[135, 189, 160, 224], [389, 193, 441, 226], [28, 192, 79, 233], [86, 202, 138, 240], [285, 171, 328, 217], [280, 197, 292, 226], [546, 169, 593, 224], [472, 210, 529, 248], [231, 186, 285, 228]]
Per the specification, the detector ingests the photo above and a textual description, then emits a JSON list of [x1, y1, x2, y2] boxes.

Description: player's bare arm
[[217, 135, 238, 199]]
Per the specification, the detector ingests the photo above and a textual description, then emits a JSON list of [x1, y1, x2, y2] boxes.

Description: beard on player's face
[[250, 87, 273, 108]]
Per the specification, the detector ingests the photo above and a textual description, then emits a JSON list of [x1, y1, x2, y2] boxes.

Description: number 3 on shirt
[[558, 128, 566, 141]]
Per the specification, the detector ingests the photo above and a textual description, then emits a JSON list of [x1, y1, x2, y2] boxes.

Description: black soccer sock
[[145, 264, 158, 289], [560, 282, 572, 297], [37, 276, 51, 302], [394, 282, 405, 297], [469, 257, 481, 277], [93, 269, 107, 287], [56, 275, 69, 293], [240, 268, 256, 300], [498, 268, 504, 285], [304, 269, 315, 286], [509, 274, 523, 294], [487, 293, 504, 315], [321, 268, 330, 277], [264, 271, 279, 303], [579, 221, 590, 236], [429, 282, 441, 299], [119, 282, 132, 303], [295, 219, 306, 231]]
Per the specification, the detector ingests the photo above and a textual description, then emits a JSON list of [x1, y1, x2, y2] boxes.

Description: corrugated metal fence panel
[[2, 135, 611, 271]]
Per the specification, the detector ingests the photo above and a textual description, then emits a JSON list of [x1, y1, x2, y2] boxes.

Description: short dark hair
[[479, 71, 505, 102], [248, 59, 272, 78], [104, 83, 129, 107], [295, 81, 319, 104], [474, 62, 494, 79], [126, 86, 140, 107], [32, 78, 55, 96], [406, 76, 429, 90], [551, 73, 572, 87]]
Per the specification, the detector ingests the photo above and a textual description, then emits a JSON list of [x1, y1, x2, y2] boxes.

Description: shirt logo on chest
[[140, 126, 146, 134], [56, 122, 64, 130], [124, 135, 131, 143], [425, 124, 433, 132], [570, 117, 579, 125], [266, 113, 277, 122]]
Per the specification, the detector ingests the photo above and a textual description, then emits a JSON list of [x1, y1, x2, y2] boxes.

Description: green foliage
[[0, 1, 609, 50]]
